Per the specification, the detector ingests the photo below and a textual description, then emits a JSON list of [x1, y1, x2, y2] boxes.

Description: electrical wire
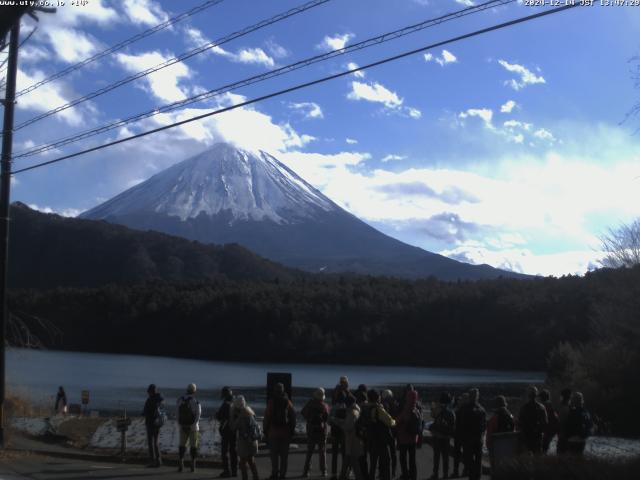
[[14, 0, 227, 98], [11, 3, 579, 176], [11, 0, 331, 132], [13, 0, 514, 159]]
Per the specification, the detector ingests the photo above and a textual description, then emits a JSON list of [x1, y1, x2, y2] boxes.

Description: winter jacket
[[264, 394, 296, 440], [143, 393, 164, 427], [302, 398, 330, 440], [177, 394, 202, 431], [230, 406, 259, 458], [486, 407, 515, 450], [396, 390, 421, 446], [458, 401, 487, 441], [518, 400, 548, 441], [542, 402, 559, 437], [566, 406, 593, 443], [332, 404, 364, 456], [430, 404, 456, 439], [216, 399, 233, 434]]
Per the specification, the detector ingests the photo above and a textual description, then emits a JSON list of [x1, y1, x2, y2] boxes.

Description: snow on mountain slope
[[83, 143, 336, 224]]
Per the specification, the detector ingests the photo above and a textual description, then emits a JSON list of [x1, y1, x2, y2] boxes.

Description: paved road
[[0, 441, 489, 480]]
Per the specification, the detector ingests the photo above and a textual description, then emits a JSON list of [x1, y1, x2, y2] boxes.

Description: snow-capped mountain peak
[[83, 143, 336, 224]]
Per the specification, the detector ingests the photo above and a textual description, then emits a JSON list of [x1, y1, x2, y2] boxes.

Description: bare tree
[[599, 218, 640, 268]]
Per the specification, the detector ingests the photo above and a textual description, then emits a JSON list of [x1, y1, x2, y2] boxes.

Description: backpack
[[496, 409, 515, 433], [154, 406, 167, 428], [406, 407, 423, 436], [433, 408, 456, 437], [355, 404, 374, 440], [468, 405, 487, 435], [178, 397, 196, 426], [240, 415, 262, 442], [307, 403, 327, 436], [272, 397, 290, 427]]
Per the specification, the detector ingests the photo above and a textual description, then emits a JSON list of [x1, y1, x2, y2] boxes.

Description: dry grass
[[493, 455, 640, 480], [55, 417, 106, 448]]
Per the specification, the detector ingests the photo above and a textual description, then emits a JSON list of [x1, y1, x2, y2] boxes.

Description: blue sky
[[7, 0, 640, 276]]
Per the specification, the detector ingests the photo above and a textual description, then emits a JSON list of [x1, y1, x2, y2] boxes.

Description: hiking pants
[[398, 444, 417, 480], [369, 444, 391, 480], [453, 436, 465, 474], [146, 425, 161, 463], [432, 437, 450, 477], [304, 435, 327, 474], [331, 431, 345, 476], [221, 430, 238, 474], [340, 454, 365, 480], [269, 436, 290, 478], [463, 438, 483, 480]]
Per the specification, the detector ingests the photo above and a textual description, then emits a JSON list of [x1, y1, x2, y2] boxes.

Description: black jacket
[[143, 393, 164, 426]]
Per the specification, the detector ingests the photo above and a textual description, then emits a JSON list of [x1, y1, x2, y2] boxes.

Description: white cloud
[[459, 108, 493, 128], [348, 81, 403, 109], [236, 48, 275, 67], [455, 0, 476, 5], [265, 39, 289, 59], [503, 120, 532, 131], [407, 108, 422, 119], [115, 51, 191, 103], [381, 154, 407, 162], [498, 60, 546, 90], [185, 28, 274, 67], [43, 27, 101, 63], [424, 50, 458, 66], [28, 204, 82, 218], [122, 0, 169, 26], [317, 33, 354, 51], [54, 0, 118, 26], [289, 102, 324, 119], [534, 128, 556, 142], [16, 68, 86, 126], [346, 138, 358, 144], [347, 62, 365, 78], [500, 100, 517, 113], [20, 45, 50, 63]]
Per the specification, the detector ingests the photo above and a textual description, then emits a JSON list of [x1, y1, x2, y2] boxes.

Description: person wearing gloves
[[176, 383, 202, 473]]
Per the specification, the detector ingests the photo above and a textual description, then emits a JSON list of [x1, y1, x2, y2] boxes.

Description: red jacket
[[396, 390, 420, 446], [264, 395, 296, 440]]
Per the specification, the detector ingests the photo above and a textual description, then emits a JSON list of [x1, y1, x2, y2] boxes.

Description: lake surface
[[7, 348, 544, 412]]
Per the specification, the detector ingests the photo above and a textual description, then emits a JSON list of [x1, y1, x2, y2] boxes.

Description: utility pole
[[0, 19, 20, 448]]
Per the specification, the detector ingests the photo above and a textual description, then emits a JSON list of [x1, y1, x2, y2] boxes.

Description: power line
[[14, 0, 227, 98], [11, 3, 578, 176], [10, 0, 331, 133], [14, 0, 514, 160]]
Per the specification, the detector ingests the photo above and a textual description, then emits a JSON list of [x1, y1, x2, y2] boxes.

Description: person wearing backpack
[[230, 395, 260, 480], [428, 392, 456, 480], [565, 392, 593, 456], [364, 389, 396, 480], [329, 390, 349, 480], [332, 376, 351, 405], [381, 390, 399, 479], [486, 396, 515, 470], [538, 389, 559, 454], [517, 386, 548, 455], [396, 389, 421, 480], [556, 388, 572, 455], [142, 383, 164, 468], [176, 383, 202, 473], [331, 394, 365, 480], [458, 388, 486, 480], [301, 388, 330, 478], [217, 386, 238, 478], [264, 383, 296, 480]]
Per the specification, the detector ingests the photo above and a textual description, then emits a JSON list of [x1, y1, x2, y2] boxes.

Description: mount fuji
[[81, 143, 520, 280]]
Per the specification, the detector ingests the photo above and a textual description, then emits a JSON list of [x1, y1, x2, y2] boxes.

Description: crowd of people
[[139, 378, 594, 480]]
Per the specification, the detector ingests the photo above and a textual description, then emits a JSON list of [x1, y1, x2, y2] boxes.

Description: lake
[[7, 348, 544, 413]]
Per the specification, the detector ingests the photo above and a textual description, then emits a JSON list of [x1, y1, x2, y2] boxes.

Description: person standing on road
[[332, 376, 351, 404], [381, 389, 399, 479], [458, 388, 486, 480], [365, 389, 396, 480], [486, 396, 515, 470], [556, 388, 572, 455], [396, 388, 421, 480], [177, 383, 202, 473], [539, 389, 559, 454], [331, 394, 365, 480], [142, 384, 164, 468], [517, 386, 548, 455], [217, 386, 238, 478], [452, 394, 468, 478], [302, 388, 330, 478], [565, 392, 593, 456], [329, 390, 348, 480], [428, 392, 456, 480], [54, 386, 67, 415], [230, 395, 261, 480], [264, 383, 296, 480]]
